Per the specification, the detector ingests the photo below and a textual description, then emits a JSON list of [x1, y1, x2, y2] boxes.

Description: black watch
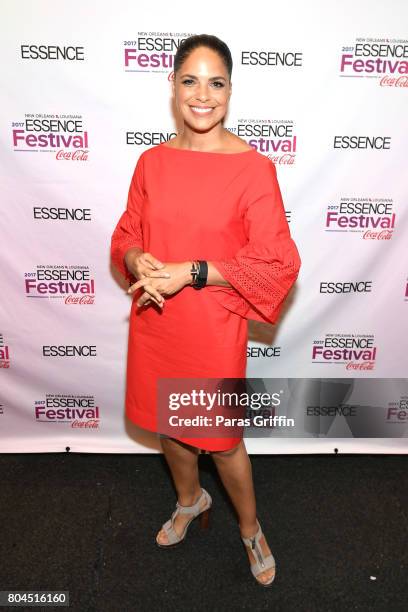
[[190, 260, 208, 289]]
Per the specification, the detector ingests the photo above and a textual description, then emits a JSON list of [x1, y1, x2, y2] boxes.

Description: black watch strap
[[191, 260, 208, 289]]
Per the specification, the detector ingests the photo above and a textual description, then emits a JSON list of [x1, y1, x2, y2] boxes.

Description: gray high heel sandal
[[241, 519, 276, 587], [156, 487, 212, 548]]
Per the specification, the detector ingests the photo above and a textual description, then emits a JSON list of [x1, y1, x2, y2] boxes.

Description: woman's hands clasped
[[125, 248, 191, 309]]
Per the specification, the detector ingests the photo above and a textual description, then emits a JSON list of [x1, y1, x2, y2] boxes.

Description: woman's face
[[172, 46, 232, 132]]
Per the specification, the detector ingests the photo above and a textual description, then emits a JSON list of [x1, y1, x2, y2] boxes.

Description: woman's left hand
[[128, 261, 192, 308]]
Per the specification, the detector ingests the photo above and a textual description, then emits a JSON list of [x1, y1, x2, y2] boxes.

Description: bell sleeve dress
[[111, 142, 301, 451]]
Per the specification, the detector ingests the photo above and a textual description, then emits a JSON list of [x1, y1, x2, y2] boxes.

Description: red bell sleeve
[[110, 153, 145, 283], [209, 158, 301, 324]]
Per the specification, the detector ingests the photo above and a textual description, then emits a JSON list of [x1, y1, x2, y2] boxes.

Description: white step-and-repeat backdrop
[[1, 0, 407, 453]]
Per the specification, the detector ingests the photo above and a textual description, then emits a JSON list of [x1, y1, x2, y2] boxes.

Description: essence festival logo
[[12, 113, 89, 160], [229, 119, 296, 165], [20, 44, 85, 61], [25, 265, 95, 304], [386, 395, 408, 424], [325, 197, 396, 240], [240, 48, 303, 69], [312, 333, 377, 371], [34, 395, 100, 429], [124, 32, 194, 72], [0, 333, 10, 368], [340, 37, 408, 88]]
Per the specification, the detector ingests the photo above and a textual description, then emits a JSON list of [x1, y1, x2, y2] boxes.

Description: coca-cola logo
[[346, 362, 375, 370], [72, 419, 99, 428], [65, 295, 94, 304], [56, 149, 88, 161], [380, 75, 408, 87], [363, 229, 393, 240], [267, 153, 295, 165]]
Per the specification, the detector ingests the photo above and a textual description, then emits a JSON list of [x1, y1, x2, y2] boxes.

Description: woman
[[110, 34, 301, 587]]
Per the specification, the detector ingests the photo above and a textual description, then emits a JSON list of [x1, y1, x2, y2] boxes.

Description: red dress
[[110, 142, 301, 451]]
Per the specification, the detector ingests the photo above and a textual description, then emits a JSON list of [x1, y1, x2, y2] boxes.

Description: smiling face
[[172, 46, 232, 133]]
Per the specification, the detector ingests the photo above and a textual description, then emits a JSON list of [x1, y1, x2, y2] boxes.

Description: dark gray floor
[[0, 452, 407, 612]]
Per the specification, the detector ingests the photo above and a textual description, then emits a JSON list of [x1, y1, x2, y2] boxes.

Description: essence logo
[[306, 405, 357, 417], [123, 32, 194, 71], [234, 119, 297, 165], [126, 130, 176, 146], [33, 207, 92, 221], [25, 266, 95, 304], [319, 281, 372, 294], [12, 114, 89, 160], [241, 50, 303, 68], [42, 346, 97, 357], [312, 334, 377, 370], [325, 198, 396, 239], [20, 45, 85, 61], [340, 38, 408, 86], [247, 346, 281, 358], [386, 397, 408, 423], [34, 395, 100, 429], [333, 135, 391, 149]]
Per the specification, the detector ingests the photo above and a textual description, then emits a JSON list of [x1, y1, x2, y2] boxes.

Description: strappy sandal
[[241, 519, 276, 587], [155, 487, 212, 548]]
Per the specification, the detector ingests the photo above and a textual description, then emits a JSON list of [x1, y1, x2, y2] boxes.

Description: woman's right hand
[[124, 247, 170, 307]]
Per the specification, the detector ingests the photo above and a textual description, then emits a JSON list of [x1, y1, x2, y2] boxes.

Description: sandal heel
[[199, 507, 211, 529]]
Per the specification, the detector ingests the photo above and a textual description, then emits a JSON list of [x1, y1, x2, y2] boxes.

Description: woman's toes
[[157, 529, 168, 544]]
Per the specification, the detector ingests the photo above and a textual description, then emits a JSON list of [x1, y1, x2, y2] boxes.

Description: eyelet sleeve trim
[[208, 159, 301, 324]]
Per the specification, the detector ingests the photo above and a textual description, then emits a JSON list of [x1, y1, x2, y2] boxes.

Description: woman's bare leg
[[210, 440, 275, 584], [156, 437, 208, 544]]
